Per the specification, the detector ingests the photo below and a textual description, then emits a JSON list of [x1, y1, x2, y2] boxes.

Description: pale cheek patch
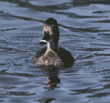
[[43, 25, 53, 35]]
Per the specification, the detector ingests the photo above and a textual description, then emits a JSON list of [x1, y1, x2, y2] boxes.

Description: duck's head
[[39, 18, 59, 50]]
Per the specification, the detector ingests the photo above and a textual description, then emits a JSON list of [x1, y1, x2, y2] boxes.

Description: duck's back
[[57, 47, 75, 68]]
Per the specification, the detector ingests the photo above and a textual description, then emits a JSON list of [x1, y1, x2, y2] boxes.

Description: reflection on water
[[0, 0, 110, 103], [45, 68, 60, 90]]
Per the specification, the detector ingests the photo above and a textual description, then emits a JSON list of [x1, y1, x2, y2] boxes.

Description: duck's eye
[[52, 24, 55, 28], [52, 25, 55, 30]]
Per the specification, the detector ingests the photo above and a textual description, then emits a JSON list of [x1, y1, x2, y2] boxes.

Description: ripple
[[0, 28, 18, 31], [88, 92, 110, 98], [98, 33, 110, 36], [93, 10, 110, 13], [7, 91, 36, 96], [95, 53, 110, 56], [93, 19, 110, 23]]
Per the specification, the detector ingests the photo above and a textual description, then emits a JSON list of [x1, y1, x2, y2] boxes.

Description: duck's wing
[[57, 47, 75, 68], [31, 47, 47, 65]]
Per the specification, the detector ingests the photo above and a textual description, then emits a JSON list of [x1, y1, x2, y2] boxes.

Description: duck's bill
[[39, 31, 50, 46], [39, 40, 47, 46]]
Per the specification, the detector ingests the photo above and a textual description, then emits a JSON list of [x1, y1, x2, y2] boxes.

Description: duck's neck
[[47, 32, 59, 52], [47, 40, 58, 52]]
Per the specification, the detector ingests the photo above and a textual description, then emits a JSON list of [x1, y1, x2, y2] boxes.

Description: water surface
[[0, 0, 110, 103]]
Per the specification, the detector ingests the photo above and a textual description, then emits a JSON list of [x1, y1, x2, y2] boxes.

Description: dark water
[[0, 0, 110, 103]]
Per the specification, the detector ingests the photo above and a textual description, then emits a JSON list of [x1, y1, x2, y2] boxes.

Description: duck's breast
[[31, 47, 47, 65]]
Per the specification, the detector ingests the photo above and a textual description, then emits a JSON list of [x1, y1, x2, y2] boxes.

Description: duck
[[31, 18, 75, 68]]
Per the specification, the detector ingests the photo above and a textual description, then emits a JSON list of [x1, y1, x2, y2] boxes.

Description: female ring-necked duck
[[31, 18, 75, 68]]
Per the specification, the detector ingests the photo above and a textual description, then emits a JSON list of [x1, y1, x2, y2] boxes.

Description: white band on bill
[[40, 40, 47, 43]]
